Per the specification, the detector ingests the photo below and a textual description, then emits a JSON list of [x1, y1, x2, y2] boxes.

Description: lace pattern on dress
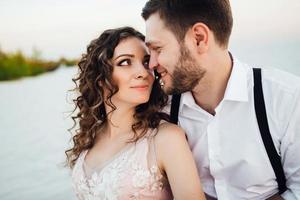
[[72, 129, 172, 200]]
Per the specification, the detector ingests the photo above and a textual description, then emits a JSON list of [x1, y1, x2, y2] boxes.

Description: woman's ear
[[191, 23, 209, 53]]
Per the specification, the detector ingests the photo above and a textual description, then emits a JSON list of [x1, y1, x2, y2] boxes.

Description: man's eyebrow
[[145, 40, 161, 48], [113, 54, 134, 61]]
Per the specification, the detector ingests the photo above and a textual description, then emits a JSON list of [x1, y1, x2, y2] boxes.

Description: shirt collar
[[181, 91, 196, 108], [223, 55, 249, 102]]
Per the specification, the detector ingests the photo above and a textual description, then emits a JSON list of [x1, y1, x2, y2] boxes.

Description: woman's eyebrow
[[113, 54, 134, 61]]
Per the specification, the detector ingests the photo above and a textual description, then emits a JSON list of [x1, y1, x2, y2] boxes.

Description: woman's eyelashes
[[117, 59, 131, 66], [116, 57, 150, 70]]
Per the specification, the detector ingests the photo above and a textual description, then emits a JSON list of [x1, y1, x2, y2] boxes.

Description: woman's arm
[[155, 122, 206, 200]]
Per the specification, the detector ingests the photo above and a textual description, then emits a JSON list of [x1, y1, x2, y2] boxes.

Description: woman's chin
[[132, 97, 150, 105]]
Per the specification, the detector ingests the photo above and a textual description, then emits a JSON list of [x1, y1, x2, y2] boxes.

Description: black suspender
[[170, 93, 181, 124], [253, 68, 287, 194], [170, 68, 287, 194]]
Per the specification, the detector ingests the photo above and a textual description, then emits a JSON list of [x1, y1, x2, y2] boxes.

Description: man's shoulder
[[261, 67, 300, 95], [261, 68, 300, 131], [235, 58, 300, 93]]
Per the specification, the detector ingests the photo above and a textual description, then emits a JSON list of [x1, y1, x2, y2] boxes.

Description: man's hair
[[142, 0, 233, 47]]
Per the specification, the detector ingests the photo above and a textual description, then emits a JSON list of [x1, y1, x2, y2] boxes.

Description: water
[[0, 51, 299, 200], [230, 39, 300, 76], [0, 67, 77, 200]]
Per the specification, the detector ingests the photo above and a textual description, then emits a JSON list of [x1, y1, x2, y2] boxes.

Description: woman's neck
[[105, 104, 136, 139]]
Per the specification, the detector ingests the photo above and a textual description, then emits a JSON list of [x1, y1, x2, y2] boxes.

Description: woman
[[66, 27, 205, 200]]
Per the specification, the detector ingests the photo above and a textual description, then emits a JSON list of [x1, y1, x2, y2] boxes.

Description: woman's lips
[[131, 85, 149, 91], [131, 85, 148, 88]]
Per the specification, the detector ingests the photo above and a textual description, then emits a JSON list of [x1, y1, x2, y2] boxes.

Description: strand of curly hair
[[65, 27, 169, 168]]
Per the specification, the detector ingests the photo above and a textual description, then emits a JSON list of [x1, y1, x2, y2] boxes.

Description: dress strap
[[146, 128, 165, 176]]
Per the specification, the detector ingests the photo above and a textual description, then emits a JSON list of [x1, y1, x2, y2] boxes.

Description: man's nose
[[149, 53, 158, 70], [135, 62, 149, 79]]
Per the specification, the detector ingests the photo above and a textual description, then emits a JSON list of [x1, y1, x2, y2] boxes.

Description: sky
[[0, 0, 299, 62]]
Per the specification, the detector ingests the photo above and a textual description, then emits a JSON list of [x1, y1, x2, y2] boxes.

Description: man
[[142, 0, 300, 199]]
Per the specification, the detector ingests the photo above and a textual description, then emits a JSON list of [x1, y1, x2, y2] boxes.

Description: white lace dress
[[72, 131, 173, 200]]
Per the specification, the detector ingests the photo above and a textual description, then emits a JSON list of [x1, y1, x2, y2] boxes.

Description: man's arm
[[280, 90, 300, 199]]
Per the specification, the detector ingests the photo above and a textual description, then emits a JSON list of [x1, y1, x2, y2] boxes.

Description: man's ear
[[191, 22, 209, 53]]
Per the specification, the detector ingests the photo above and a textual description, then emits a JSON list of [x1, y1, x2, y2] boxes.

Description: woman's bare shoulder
[[154, 121, 187, 147]]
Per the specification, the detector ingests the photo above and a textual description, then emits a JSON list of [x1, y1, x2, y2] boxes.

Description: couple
[[66, 0, 300, 199]]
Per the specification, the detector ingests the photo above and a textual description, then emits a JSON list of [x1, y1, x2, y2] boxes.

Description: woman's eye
[[118, 59, 131, 66]]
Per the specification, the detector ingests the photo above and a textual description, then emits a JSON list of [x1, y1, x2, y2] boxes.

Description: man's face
[[145, 13, 205, 94]]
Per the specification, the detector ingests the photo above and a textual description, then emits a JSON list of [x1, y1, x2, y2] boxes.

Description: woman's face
[[110, 37, 154, 106]]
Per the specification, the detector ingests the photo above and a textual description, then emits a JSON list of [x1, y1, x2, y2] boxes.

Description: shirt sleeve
[[280, 89, 300, 199]]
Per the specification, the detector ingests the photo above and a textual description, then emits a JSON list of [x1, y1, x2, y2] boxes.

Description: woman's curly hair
[[65, 27, 169, 168]]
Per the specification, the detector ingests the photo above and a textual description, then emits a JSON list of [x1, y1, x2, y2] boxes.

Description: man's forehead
[[145, 13, 166, 34], [145, 13, 179, 47], [145, 24, 165, 47], [145, 12, 164, 27], [145, 17, 169, 46]]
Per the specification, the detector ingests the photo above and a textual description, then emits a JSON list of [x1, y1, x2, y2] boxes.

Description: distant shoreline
[[0, 49, 78, 81]]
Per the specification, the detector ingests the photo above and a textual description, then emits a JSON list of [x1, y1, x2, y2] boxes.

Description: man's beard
[[164, 45, 205, 95]]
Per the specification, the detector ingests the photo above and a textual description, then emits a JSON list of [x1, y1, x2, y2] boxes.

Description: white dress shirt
[[178, 57, 300, 199]]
